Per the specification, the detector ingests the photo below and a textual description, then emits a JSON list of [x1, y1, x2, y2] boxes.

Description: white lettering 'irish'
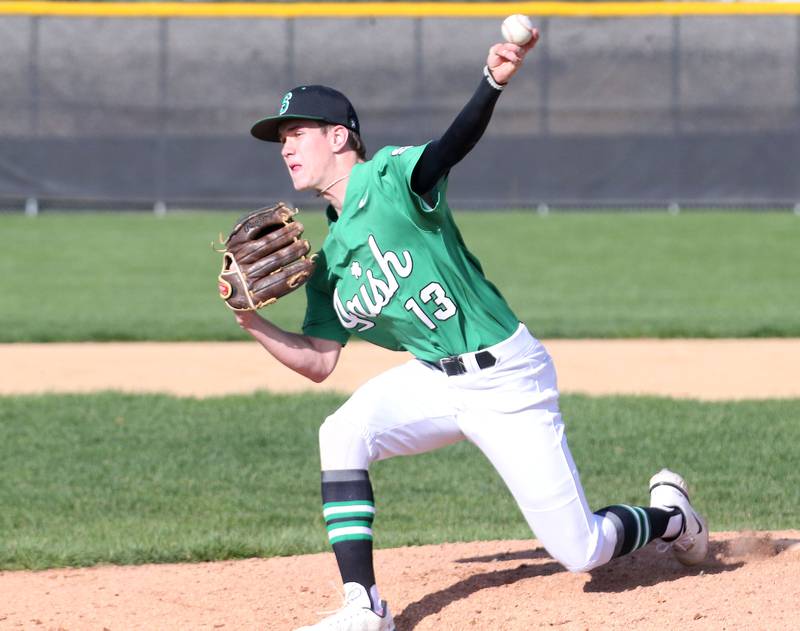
[[333, 235, 413, 331]]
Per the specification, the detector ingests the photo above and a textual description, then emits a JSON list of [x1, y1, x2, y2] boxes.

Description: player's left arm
[[410, 31, 540, 198]]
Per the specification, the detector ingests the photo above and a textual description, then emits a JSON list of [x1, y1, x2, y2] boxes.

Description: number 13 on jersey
[[404, 282, 458, 330]]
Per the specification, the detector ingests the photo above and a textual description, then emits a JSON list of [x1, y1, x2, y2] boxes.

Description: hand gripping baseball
[[487, 28, 540, 85], [216, 202, 316, 311]]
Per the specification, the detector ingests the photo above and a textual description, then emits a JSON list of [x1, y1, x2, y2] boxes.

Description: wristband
[[483, 65, 506, 91]]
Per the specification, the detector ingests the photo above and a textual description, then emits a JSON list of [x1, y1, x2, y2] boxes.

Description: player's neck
[[317, 157, 361, 214], [316, 173, 349, 215]]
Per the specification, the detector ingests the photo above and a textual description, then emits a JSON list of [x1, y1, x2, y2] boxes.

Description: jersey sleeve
[[301, 260, 350, 346], [379, 144, 449, 215]]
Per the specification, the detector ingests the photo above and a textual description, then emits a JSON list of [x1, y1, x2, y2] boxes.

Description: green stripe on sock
[[623, 505, 649, 551], [329, 533, 373, 545], [323, 500, 375, 509], [324, 511, 375, 522], [618, 504, 645, 551], [633, 506, 646, 550], [326, 520, 372, 532], [632, 506, 651, 549]]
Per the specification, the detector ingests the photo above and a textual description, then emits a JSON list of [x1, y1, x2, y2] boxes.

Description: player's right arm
[[410, 34, 539, 198], [234, 310, 342, 383]]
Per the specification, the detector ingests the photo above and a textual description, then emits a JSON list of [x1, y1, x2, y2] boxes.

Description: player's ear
[[328, 125, 350, 153]]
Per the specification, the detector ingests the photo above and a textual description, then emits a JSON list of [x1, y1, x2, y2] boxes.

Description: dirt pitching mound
[[2, 531, 799, 630]]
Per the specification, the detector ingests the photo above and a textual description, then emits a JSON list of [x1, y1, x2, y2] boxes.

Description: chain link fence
[[1, 11, 799, 210]]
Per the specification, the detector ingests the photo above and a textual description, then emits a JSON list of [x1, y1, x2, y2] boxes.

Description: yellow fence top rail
[[1, 1, 800, 18]]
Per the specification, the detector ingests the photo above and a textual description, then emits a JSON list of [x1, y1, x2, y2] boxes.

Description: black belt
[[429, 350, 497, 376]]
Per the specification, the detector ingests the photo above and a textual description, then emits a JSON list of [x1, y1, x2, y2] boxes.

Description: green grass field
[[2, 209, 798, 572], [1, 391, 798, 570], [2, 210, 798, 341]]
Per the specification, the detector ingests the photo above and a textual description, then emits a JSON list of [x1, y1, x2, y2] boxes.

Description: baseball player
[[236, 27, 708, 631]]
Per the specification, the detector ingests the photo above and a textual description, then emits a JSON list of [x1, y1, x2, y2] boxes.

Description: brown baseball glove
[[217, 202, 315, 311]]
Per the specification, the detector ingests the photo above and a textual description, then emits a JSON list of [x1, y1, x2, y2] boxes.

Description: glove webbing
[[225, 252, 257, 311]]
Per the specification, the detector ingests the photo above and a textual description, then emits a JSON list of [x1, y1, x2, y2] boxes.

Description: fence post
[[154, 17, 168, 213], [27, 16, 41, 210], [671, 16, 683, 206], [414, 18, 424, 106], [285, 17, 295, 87], [796, 16, 800, 207], [28, 16, 40, 135], [25, 197, 39, 217], [538, 17, 549, 136]]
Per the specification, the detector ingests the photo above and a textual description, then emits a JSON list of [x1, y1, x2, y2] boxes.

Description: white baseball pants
[[318, 324, 618, 572]]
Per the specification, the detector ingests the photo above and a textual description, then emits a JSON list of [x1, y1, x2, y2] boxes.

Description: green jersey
[[302, 144, 518, 362]]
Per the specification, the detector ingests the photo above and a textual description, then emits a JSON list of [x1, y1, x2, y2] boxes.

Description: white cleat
[[649, 468, 709, 566], [295, 583, 395, 631]]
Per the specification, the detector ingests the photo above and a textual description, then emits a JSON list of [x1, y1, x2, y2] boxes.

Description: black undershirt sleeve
[[410, 74, 503, 197]]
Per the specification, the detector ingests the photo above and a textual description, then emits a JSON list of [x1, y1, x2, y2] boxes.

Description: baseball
[[501, 14, 533, 46]]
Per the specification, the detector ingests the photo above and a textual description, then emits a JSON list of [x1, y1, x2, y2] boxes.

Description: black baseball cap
[[251, 85, 360, 142]]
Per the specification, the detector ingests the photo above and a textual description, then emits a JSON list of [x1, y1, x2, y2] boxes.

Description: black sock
[[596, 504, 681, 557], [321, 469, 376, 603]]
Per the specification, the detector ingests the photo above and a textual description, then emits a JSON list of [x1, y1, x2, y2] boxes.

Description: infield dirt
[[3, 338, 800, 400], [1, 340, 799, 630]]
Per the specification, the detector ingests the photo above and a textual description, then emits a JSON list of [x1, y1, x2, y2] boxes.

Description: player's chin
[[287, 173, 309, 192]]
